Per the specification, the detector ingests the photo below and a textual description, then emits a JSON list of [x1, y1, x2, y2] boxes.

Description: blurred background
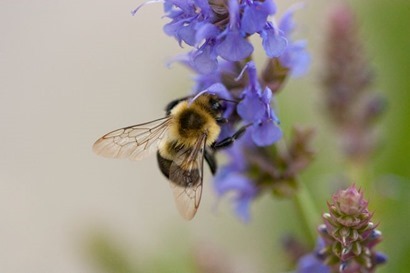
[[1, 0, 409, 272]]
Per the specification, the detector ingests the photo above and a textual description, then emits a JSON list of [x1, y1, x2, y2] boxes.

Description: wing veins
[[93, 116, 171, 160]]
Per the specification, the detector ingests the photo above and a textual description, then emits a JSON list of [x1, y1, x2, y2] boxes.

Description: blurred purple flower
[[297, 238, 330, 273], [297, 254, 330, 273], [278, 5, 310, 76], [215, 171, 258, 222], [214, 135, 259, 222]]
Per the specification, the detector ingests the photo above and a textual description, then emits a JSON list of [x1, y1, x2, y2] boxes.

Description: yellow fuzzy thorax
[[157, 97, 221, 160], [169, 100, 220, 146]]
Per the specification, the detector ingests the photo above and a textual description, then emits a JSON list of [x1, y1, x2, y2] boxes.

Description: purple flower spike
[[133, 0, 313, 224], [215, 172, 258, 222]]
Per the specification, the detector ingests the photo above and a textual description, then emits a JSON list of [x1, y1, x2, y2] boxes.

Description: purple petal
[[244, 61, 259, 91], [296, 254, 330, 273], [234, 193, 254, 222], [178, 23, 197, 46], [192, 45, 218, 74], [261, 0, 276, 15], [214, 172, 254, 196], [261, 27, 288, 58], [374, 252, 388, 265], [279, 10, 295, 36], [193, 0, 211, 15], [228, 0, 240, 26], [261, 87, 273, 104], [213, 172, 257, 222], [165, 0, 192, 13], [216, 30, 254, 61], [195, 23, 220, 42], [241, 4, 269, 34], [278, 3, 305, 35], [280, 40, 310, 77], [251, 119, 282, 146], [207, 83, 232, 100], [237, 94, 265, 122], [163, 20, 186, 44]]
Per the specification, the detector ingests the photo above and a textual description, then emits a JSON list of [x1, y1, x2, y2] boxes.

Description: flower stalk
[[293, 183, 320, 247]]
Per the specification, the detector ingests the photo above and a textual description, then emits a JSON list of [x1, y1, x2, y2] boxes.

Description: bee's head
[[209, 95, 224, 112], [191, 91, 236, 119], [195, 93, 224, 118]]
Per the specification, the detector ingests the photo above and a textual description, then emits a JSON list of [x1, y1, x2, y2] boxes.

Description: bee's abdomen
[[157, 150, 201, 187], [157, 151, 172, 178]]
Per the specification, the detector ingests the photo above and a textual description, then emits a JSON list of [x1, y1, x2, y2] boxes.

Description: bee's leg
[[165, 96, 191, 115], [157, 151, 172, 178], [215, 117, 228, 124], [204, 148, 217, 175], [212, 124, 250, 150]]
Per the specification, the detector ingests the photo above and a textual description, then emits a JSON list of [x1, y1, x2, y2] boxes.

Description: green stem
[[292, 182, 320, 248]]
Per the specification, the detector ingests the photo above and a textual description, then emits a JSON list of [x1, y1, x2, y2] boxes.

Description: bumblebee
[[93, 93, 248, 220]]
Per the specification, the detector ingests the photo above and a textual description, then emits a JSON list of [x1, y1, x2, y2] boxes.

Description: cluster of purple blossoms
[[136, 0, 310, 220], [134, 0, 310, 74], [160, 0, 288, 74]]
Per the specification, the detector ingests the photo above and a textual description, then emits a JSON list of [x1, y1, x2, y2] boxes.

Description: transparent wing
[[92, 117, 171, 160], [169, 133, 207, 220]]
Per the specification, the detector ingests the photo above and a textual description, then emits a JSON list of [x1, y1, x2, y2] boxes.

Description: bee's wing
[[93, 117, 172, 160], [169, 133, 207, 220]]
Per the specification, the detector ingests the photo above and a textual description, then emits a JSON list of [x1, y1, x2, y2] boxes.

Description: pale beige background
[[0, 1, 325, 272]]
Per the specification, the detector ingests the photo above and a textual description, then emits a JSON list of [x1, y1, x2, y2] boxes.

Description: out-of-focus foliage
[[355, 1, 410, 273]]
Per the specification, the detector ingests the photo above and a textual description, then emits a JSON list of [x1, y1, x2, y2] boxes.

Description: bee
[[92, 93, 248, 220]]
